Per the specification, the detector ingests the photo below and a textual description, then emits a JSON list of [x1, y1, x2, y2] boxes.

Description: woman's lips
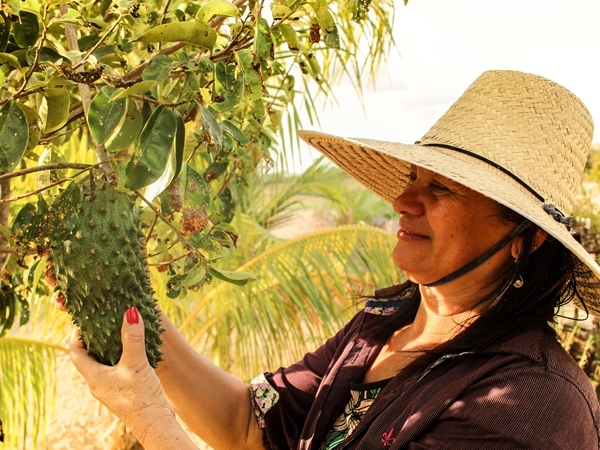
[[397, 224, 428, 242]]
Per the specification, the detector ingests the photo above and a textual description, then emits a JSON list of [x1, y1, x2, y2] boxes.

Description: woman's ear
[[510, 236, 523, 260], [510, 228, 548, 260]]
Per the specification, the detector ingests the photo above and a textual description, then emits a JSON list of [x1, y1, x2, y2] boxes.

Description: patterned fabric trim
[[364, 286, 416, 315], [364, 299, 406, 315], [249, 373, 280, 429]]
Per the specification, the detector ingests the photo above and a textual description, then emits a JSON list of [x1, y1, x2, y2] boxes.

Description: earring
[[513, 276, 524, 289]]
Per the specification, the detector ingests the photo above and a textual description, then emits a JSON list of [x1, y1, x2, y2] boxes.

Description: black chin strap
[[422, 219, 533, 287]]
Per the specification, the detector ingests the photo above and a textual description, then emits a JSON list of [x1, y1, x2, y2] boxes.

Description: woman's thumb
[[119, 307, 148, 366]]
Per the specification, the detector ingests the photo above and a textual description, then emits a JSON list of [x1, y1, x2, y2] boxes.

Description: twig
[[146, 213, 159, 243], [148, 251, 192, 266], [0, 178, 71, 204], [0, 161, 112, 182], [39, 121, 85, 143], [72, 15, 123, 71], [0, 175, 10, 269], [0, 248, 38, 255], [134, 191, 198, 255], [0, 86, 46, 107], [160, 0, 173, 26]]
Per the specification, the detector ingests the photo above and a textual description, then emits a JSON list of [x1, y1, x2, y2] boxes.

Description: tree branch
[[0, 162, 113, 182], [60, 4, 115, 181]]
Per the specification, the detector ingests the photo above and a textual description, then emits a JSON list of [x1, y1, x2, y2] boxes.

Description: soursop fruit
[[50, 178, 163, 367]]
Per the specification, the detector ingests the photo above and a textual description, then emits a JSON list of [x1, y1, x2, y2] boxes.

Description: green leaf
[[271, 3, 291, 20], [168, 262, 207, 287], [312, 4, 339, 49], [278, 23, 299, 52], [324, 25, 340, 49], [172, 110, 185, 182], [142, 54, 176, 83], [11, 202, 39, 247], [18, 103, 41, 151], [196, 0, 240, 24], [178, 71, 200, 101], [173, 164, 211, 235], [109, 80, 158, 101], [217, 186, 235, 223], [212, 62, 244, 112], [237, 49, 263, 101], [12, 11, 39, 48], [88, 86, 128, 145], [37, 145, 67, 187], [45, 182, 80, 243], [28, 46, 62, 64], [254, 17, 272, 61], [0, 12, 10, 53], [221, 120, 249, 146], [39, 88, 70, 133], [106, 101, 143, 151], [137, 21, 217, 48], [0, 52, 22, 71], [352, 0, 373, 21], [124, 105, 177, 190], [0, 101, 28, 171], [181, 163, 212, 210], [208, 265, 257, 286], [199, 104, 222, 150], [204, 159, 229, 184]]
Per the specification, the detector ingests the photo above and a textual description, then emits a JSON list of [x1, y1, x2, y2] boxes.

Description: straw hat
[[299, 70, 600, 315]]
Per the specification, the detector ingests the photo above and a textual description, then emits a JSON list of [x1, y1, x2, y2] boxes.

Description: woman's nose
[[393, 184, 424, 216]]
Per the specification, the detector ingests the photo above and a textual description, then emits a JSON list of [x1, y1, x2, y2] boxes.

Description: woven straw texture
[[299, 70, 600, 316]]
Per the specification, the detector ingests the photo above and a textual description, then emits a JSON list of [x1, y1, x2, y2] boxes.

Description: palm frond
[[178, 225, 402, 381], [0, 337, 66, 450], [244, 156, 344, 229]]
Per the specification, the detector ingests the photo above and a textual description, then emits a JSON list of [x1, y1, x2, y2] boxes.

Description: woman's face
[[392, 166, 517, 287]]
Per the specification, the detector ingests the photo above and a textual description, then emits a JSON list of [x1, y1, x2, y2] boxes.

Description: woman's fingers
[[43, 252, 69, 312], [55, 294, 68, 312], [69, 328, 99, 383], [44, 266, 56, 288], [119, 307, 150, 370]]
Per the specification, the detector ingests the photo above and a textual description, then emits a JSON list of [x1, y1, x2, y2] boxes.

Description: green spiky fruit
[[50, 179, 163, 367]]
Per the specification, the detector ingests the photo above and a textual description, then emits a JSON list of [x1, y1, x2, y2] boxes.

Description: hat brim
[[299, 130, 600, 315]]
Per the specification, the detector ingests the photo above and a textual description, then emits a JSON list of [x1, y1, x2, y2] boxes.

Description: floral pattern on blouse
[[320, 379, 389, 450], [249, 373, 280, 429]]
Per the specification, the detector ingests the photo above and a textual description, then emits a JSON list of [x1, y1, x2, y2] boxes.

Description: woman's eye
[[431, 182, 449, 191]]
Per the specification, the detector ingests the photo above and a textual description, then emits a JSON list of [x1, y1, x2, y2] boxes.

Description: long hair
[[362, 206, 579, 374]]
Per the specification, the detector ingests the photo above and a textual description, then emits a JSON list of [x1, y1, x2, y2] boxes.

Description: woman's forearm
[[155, 312, 265, 450]]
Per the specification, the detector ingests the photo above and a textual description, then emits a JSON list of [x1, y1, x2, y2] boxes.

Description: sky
[[295, 0, 600, 170]]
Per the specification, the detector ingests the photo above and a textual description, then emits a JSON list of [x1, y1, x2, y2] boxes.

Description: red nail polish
[[126, 307, 139, 324], [56, 295, 64, 303]]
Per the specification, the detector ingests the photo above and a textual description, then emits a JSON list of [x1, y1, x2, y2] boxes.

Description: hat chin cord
[[422, 220, 533, 287]]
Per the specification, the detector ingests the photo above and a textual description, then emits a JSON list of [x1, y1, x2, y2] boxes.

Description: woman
[[66, 70, 600, 449]]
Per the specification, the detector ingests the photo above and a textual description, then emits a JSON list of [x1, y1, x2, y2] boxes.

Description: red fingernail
[[56, 295, 64, 303], [126, 307, 139, 324]]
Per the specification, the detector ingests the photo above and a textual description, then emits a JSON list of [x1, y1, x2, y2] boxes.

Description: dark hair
[[363, 205, 580, 374]]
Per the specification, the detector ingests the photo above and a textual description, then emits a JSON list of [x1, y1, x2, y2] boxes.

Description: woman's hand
[[43, 251, 67, 312], [70, 307, 192, 448]]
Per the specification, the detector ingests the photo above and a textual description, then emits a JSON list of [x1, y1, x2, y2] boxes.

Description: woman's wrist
[[126, 404, 197, 449]]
